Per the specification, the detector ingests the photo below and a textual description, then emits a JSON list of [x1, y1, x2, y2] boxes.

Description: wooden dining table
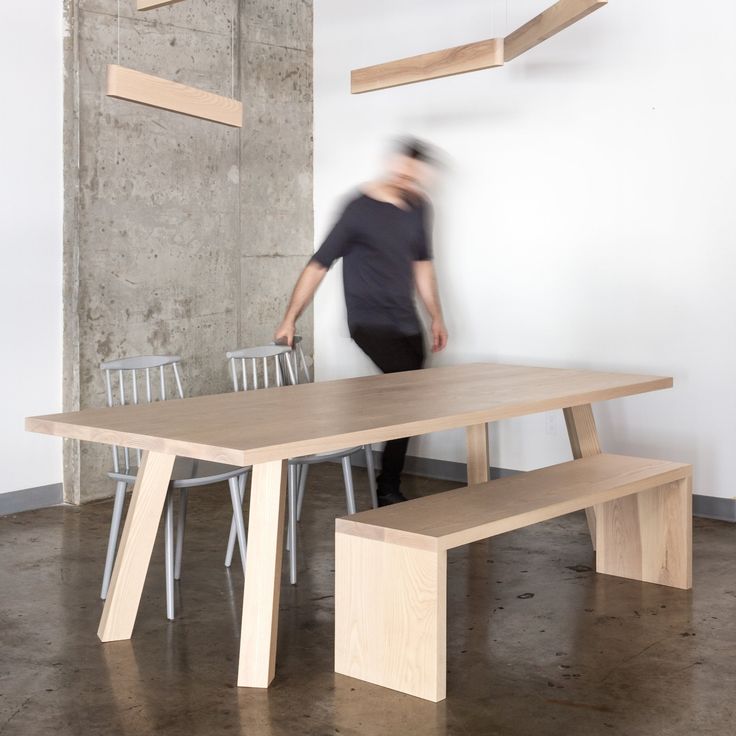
[[25, 362, 672, 689]]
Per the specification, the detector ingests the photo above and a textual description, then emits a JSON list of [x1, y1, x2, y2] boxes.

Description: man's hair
[[395, 136, 437, 165]]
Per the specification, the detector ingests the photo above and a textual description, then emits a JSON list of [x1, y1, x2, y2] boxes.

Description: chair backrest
[[289, 336, 312, 384], [100, 355, 184, 472], [226, 345, 296, 392]]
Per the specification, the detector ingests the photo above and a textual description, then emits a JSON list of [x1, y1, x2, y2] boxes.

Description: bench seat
[[335, 453, 692, 702]]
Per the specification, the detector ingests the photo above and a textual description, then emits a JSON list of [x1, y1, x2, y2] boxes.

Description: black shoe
[[377, 489, 408, 507]]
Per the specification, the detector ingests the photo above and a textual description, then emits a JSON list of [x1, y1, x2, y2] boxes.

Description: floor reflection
[[1, 465, 733, 736]]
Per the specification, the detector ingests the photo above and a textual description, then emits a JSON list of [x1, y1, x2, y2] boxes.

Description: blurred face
[[384, 153, 433, 200]]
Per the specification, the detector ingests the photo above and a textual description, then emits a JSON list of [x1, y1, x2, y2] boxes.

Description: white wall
[[0, 3, 63, 493], [314, 0, 736, 500]]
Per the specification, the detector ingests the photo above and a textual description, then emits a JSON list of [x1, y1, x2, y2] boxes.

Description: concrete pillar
[[62, 0, 313, 503]]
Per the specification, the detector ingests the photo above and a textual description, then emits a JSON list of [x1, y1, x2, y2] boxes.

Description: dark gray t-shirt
[[311, 193, 432, 336]]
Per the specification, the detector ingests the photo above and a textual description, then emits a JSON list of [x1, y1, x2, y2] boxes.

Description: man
[[275, 138, 448, 506]]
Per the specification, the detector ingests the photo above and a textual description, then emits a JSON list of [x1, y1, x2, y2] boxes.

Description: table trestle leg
[[98, 450, 176, 642], [238, 459, 288, 687]]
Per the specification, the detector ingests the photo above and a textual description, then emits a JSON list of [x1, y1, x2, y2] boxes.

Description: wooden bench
[[334, 453, 692, 702]]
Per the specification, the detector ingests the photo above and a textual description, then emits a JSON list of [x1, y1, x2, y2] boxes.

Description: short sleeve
[[311, 202, 355, 268], [413, 201, 433, 261]]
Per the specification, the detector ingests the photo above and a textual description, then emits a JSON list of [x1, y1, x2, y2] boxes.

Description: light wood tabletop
[[25, 362, 673, 691], [26, 363, 672, 466]]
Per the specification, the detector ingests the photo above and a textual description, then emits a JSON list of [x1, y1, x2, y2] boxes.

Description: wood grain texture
[[337, 454, 692, 554], [504, 0, 608, 62], [106, 65, 242, 127], [335, 533, 447, 701], [466, 423, 490, 484], [137, 0, 187, 9], [563, 404, 601, 547], [351, 38, 504, 94], [98, 451, 175, 642], [595, 477, 692, 589], [238, 460, 287, 688], [564, 404, 601, 458], [26, 363, 673, 466]]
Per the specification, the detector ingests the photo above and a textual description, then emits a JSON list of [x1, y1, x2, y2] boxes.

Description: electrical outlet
[[545, 412, 557, 436]]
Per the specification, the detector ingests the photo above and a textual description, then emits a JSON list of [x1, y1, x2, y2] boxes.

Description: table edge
[[25, 375, 673, 465]]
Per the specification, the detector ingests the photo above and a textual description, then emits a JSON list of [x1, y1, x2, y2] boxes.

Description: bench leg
[[595, 477, 692, 589], [335, 532, 447, 702], [563, 405, 600, 549]]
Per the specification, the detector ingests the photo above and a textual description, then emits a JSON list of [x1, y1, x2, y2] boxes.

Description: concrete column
[[62, 0, 313, 503], [239, 0, 314, 352]]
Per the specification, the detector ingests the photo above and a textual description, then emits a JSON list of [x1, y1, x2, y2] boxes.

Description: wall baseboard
[[692, 494, 736, 523], [350, 451, 736, 523], [0, 483, 64, 516], [3, 460, 734, 523]]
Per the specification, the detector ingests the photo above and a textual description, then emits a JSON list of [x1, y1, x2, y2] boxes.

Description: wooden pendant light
[[504, 0, 608, 62], [351, 39, 504, 94], [350, 0, 608, 93], [106, 65, 243, 128]]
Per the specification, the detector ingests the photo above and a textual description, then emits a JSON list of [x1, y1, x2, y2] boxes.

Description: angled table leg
[[563, 404, 600, 548], [238, 459, 288, 688], [466, 423, 490, 484], [98, 450, 175, 642]]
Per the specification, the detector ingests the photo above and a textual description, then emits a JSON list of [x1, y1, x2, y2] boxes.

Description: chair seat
[[108, 457, 248, 488], [290, 446, 363, 466]]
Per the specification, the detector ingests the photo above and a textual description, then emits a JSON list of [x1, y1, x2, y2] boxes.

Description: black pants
[[351, 326, 426, 494]]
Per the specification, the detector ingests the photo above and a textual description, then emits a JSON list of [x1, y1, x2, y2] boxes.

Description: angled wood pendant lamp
[[107, 65, 243, 127], [351, 0, 608, 94], [105, 0, 242, 127], [504, 0, 608, 62], [351, 39, 504, 94]]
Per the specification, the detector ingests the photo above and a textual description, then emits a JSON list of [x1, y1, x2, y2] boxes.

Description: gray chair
[[99, 355, 249, 621], [223, 342, 377, 585]]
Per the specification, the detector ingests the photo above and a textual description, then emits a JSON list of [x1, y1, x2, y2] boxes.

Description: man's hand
[[274, 320, 296, 347], [431, 319, 448, 353], [274, 261, 328, 348], [414, 261, 447, 353]]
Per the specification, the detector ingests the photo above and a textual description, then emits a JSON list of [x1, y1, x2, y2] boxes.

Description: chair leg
[[224, 471, 248, 568], [341, 456, 357, 515], [100, 480, 128, 600], [286, 465, 295, 552], [296, 463, 310, 522], [225, 517, 237, 567], [174, 488, 188, 581], [287, 464, 298, 584], [165, 487, 175, 620], [364, 445, 378, 509], [228, 476, 248, 572]]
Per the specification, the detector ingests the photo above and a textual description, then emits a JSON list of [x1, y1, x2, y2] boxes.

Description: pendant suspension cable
[[117, 0, 121, 65], [231, 2, 235, 98]]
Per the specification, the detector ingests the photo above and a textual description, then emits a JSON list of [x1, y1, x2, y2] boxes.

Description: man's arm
[[413, 260, 448, 352], [274, 261, 328, 346]]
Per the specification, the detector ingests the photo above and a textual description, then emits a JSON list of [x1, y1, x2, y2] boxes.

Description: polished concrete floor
[[1, 464, 734, 736]]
